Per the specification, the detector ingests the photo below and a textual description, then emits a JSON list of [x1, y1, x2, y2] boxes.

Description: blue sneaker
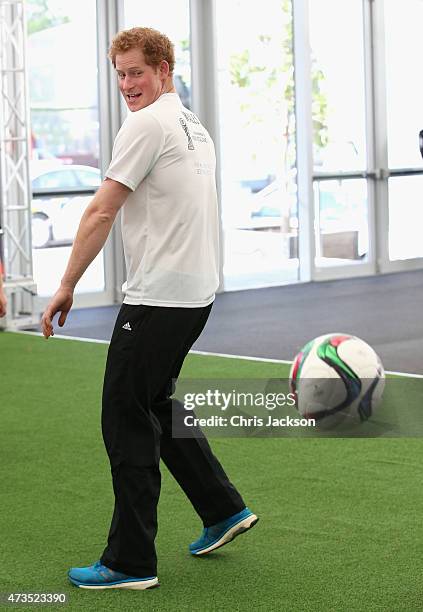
[[189, 507, 258, 556], [68, 561, 159, 590]]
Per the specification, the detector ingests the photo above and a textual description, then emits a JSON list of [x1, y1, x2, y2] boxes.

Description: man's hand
[[39, 179, 129, 339], [39, 178, 129, 339], [41, 286, 74, 339], [0, 289, 6, 318]]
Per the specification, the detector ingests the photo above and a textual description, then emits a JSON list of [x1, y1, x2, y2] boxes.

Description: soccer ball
[[289, 333, 385, 425]]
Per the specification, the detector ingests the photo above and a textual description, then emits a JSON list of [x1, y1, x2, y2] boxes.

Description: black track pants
[[99, 303, 245, 577]]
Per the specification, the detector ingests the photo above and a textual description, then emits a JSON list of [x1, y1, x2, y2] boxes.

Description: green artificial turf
[[0, 331, 422, 612]]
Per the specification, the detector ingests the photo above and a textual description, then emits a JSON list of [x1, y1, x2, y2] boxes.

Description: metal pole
[[0, 0, 38, 329]]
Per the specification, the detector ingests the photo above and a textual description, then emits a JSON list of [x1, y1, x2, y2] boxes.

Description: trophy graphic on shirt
[[179, 117, 195, 151]]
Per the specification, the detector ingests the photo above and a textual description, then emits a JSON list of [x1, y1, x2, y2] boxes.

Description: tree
[[229, 0, 328, 180], [26, 0, 70, 35]]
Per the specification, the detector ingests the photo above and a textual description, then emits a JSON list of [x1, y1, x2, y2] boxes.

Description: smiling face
[[115, 48, 170, 112]]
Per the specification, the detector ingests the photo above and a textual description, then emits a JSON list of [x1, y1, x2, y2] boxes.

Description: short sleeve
[[105, 111, 165, 191]]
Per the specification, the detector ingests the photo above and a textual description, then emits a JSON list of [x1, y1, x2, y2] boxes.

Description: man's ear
[[159, 60, 170, 78]]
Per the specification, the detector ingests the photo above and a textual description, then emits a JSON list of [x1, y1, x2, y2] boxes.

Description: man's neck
[[162, 78, 176, 95]]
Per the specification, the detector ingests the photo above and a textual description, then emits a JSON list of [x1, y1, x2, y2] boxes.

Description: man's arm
[[41, 178, 130, 338]]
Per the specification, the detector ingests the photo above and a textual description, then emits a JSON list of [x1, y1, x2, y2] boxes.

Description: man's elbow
[[84, 203, 117, 227], [84, 178, 130, 225], [95, 207, 118, 225]]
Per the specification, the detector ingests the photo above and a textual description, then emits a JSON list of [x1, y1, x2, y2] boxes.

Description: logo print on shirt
[[122, 322, 132, 331], [179, 118, 195, 150]]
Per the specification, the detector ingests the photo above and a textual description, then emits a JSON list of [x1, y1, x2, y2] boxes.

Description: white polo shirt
[[105, 93, 219, 307]]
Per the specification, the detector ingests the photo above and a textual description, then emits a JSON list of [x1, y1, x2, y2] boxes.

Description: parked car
[[250, 177, 368, 258], [31, 162, 101, 248], [250, 178, 296, 229]]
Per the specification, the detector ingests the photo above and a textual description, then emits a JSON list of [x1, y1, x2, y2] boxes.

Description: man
[[41, 27, 258, 591]]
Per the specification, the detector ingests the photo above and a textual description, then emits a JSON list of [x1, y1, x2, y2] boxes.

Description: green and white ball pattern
[[289, 334, 385, 424]]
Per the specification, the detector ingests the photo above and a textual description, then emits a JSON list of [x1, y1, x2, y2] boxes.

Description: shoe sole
[[191, 514, 259, 556], [69, 577, 159, 590]]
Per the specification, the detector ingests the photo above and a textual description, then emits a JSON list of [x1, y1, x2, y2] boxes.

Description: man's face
[[115, 48, 167, 112]]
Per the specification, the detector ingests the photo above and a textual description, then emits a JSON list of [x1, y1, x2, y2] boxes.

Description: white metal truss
[[0, 0, 38, 329]]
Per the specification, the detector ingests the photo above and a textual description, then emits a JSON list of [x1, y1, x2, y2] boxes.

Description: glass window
[[314, 179, 369, 265], [309, 0, 366, 173], [74, 169, 102, 187], [123, 0, 192, 109], [216, 0, 298, 290], [32, 169, 79, 189], [26, 0, 104, 296], [27, 0, 100, 179], [384, 0, 423, 169], [309, 0, 369, 266], [388, 175, 423, 261], [384, 0, 423, 262]]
